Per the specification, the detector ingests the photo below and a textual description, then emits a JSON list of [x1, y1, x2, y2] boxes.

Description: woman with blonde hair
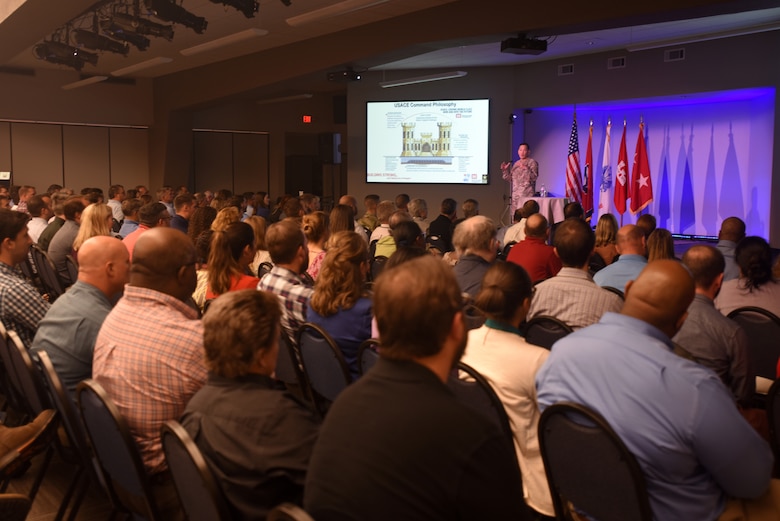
[[73, 203, 114, 253], [245, 216, 272, 276], [647, 228, 676, 262], [302, 211, 329, 280], [308, 231, 371, 378], [461, 261, 553, 517], [211, 206, 240, 232], [589, 213, 619, 274], [205, 221, 259, 299]]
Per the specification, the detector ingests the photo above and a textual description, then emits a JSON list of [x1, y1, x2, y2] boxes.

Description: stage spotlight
[[74, 29, 130, 55], [209, 0, 259, 18], [111, 13, 175, 41], [100, 20, 152, 51], [146, 0, 208, 34], [33, 41, 99, 70]]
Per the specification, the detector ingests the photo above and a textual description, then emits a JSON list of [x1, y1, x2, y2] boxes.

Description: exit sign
[[302, 115, 312, 123]]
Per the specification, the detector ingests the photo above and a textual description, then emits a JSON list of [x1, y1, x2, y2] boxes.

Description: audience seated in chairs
[[46, 197, 85, 289], [30, 236, 130, 399], [180, 290, 319, 520], [537, 260, 777, 520], [307, 231, 372, 380], [245, 215, 272, 277], [528, 217, 622, 330], [205, 221, 260, 299], [304, 256, 530, 520], [0, 209, 50, 348], [715, 236, 780, 318], [460, 261, 554, 518]]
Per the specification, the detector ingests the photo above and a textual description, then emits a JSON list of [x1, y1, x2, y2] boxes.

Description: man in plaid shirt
[[93, 228, 206, 519], [258, 218, 313, 342], [0, 209, 49, 347]]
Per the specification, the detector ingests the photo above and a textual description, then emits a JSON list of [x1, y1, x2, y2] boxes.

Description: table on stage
[[519, 197, 569, 224]]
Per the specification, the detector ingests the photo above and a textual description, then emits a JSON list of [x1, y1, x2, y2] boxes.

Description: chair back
[[7, 330, 50, 415], [0, 328, 27, 414], [76, 379, 160, 521], [357, 339, 380, 376], [36, 351, 94, 467], [65, 254, 79, 285], [727, 306, 780, 380], [602, 286, 625, 300], [448, 362, 514, 444], [0, 493, 32, 521], [267, 502, 316, 521], [30, 244, 64, 301], [370, 256, 388, 282], [257, 262, 274, 278], [767, 379, 780, 467], [524, 315, 573, 350], [161, 420, 231, 521], [298, 323, 352, 406], [538, 402, 652, 521], [463, 304, 486, 331]]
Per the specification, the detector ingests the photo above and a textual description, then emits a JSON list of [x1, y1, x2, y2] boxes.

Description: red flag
[[565, 117, 584, 203], [630, 121, 653, 214], [583, 122, 594, 219], [613, 121, 628, 215]]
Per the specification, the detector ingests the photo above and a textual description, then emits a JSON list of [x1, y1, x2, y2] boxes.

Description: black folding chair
[[29, 244, 65, 301], [538, 402, 653, 521], [448, 362, 515, 446], [161, 420, 231, 521], [298, 323, 352, 416], [727, 306, 780, 380], [523, 316, 574, 350], [64, 255, 79, 286], [6, 331, 50, 417], [0, 325, 28, 418], [37, 351, 122, 521], [77, 379, 162, 521], [357, 339, 380, 376], [463, 303, 486, 331], [0, 493, 32, 521], [766, 379, 780, 476], [601, 286, 625, 300]]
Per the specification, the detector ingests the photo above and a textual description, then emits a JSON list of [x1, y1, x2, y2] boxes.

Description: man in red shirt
[[506, 213, 561, 282]]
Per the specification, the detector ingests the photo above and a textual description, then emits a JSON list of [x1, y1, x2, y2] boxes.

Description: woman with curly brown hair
[[308, 231, 371, 378]]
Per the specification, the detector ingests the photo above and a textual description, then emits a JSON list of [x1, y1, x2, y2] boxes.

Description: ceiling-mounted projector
[[327, 69, 361, 82], [500, 34, 547, 55]]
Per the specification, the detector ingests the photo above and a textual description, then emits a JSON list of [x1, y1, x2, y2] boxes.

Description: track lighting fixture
[[73, 29, 130, 55], [145, 0, 208, 34], [111, 12, 175, 41], [33, 40, 99, 71], [210, 0, 259, 19]]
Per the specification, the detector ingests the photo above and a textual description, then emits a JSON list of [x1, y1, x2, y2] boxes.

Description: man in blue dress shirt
[[593, 224, 647, 292], [537, 260, 775, 520]]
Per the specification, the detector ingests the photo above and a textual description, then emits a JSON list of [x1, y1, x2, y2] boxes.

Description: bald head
[[131, 228, 197, 301], [718, 217, 746, 243], [616, 225, 646, 256], [622, 260, 694, 338], [78, 236, 130, 298], [525, 213, 548, 239], [681, 245, 725, 292], [339, 195, 358, 214]]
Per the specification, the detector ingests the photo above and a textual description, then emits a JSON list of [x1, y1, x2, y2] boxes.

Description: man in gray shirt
[[31, 236, 129, 398], [673, 245, 752, 406], [716, 217, 745, 282]]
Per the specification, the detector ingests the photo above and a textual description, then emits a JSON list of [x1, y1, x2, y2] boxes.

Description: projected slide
[[366, 99, 490, 184]]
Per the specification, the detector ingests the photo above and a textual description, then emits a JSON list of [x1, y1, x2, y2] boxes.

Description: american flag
[[565, 117, 584, 203]]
